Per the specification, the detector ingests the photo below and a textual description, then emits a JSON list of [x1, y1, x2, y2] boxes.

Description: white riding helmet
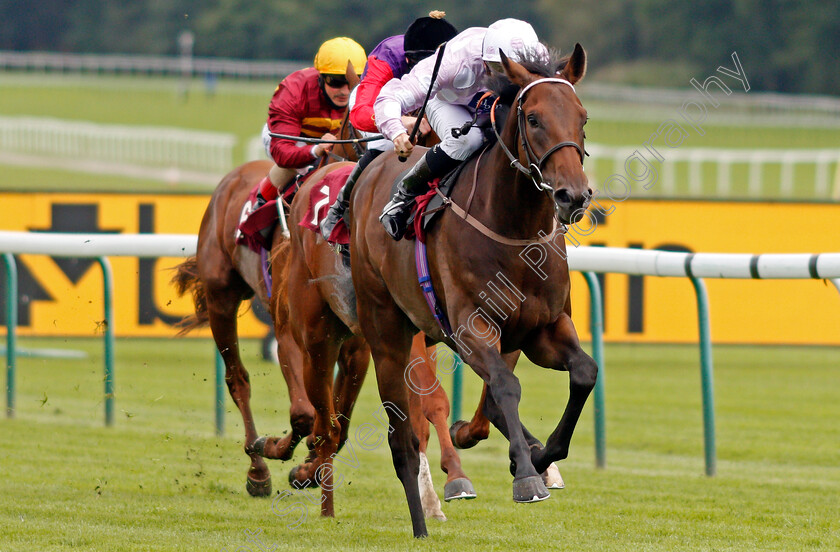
[[482, 19, 546, 63]]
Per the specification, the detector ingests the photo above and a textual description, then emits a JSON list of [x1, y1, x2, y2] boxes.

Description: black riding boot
[[320, 149, 381, 241], [380, 145, 458, 241]]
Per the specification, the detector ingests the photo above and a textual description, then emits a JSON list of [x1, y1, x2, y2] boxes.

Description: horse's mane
[[483, 47, 567, 107]]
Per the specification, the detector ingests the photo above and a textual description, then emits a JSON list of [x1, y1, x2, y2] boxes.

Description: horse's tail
[[171, 256, 209, 336], [269, 238, 292, 335]]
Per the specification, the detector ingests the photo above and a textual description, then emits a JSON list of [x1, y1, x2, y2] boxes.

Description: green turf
[[1, 337, 838, 551]]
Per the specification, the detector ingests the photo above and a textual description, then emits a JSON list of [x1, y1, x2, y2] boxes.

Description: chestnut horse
[[347, 45, 598, 537], [276, 160, 476, 521]]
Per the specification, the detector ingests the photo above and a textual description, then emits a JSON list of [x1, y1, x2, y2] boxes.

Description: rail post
[[215, 350, 225, 436], [582, 271, 606, 469], [689, 276, 717, 476], [96, 257, 116, 427], [451, 352, 464, 423], [3, 253, 17, 418]]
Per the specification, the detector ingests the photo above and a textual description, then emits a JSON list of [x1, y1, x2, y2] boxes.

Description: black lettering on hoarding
[[138, 204, 184, 326]]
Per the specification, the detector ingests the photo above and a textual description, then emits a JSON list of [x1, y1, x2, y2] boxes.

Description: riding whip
[[398, 41, 447, 162]]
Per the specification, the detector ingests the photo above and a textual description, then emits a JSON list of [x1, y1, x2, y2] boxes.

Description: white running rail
[[0, 116, 236, 174]]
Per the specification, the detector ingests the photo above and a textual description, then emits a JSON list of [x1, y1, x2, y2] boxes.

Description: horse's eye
[[527, 114, 539, 128]]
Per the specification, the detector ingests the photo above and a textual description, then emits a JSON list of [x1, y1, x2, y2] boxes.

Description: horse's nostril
[[554, 189, 572, 204]]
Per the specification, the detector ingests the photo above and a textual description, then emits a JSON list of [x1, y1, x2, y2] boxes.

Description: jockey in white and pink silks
[[375, 18, 549, 240]]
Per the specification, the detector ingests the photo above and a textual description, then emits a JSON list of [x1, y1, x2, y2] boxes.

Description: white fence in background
[[586, 143, 840, 200], [0, 116, 236, 174], [0, 51, 304, 79], [580, 83, 840, 122], [243, 135, 840, 200], [246, 135, 268, 163]]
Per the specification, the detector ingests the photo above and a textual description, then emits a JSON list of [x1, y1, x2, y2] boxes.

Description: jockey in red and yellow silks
[[255, 37, 366, 205]]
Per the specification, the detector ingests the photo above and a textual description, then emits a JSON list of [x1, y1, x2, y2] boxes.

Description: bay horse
[[171, 64, 475, 509], [348, 45, 597, 537]]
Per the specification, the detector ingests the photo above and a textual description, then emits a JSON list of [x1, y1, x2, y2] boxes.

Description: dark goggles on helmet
[[405, 49, 436, 68], [322, 74, 349, 88]]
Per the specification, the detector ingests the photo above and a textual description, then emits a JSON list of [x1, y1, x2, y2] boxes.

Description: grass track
[[1, 338, 838, 551]]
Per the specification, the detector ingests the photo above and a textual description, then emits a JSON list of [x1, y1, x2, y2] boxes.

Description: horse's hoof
[[245, 436, 268, 457], [288, 465, 318, 489], [449, 420, 479, 450], [444, 478, 477, 501], [512, 475, 550, 503], [245, 475, 272, 497], [542, 462, 565, 489]]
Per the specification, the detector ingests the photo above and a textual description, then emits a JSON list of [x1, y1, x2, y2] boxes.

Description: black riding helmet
[[404, 13, 458, 68]]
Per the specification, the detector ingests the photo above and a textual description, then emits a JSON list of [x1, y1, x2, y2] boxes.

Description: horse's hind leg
[[356, 290, 427, 537], [449, 384, 491, 449], [286, 335, 367, 491], [205, 285, 272, 497], [405, 337, 447, 520], [290, 328, 343, 517], [333, 336, 370, 446], [251, 327, 315, 461], [408, 336, 475, 504]]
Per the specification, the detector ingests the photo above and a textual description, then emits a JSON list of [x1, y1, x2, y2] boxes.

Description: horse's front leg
[[455, 335, 548, 503], [449, 350, 518, 449], [522, 312, 598, 474]]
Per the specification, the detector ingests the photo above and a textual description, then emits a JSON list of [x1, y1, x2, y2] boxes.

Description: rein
[[268, 132, 385, 145]]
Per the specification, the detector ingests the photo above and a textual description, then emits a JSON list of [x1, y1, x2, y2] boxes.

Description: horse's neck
[[470, 139, 555, 239]]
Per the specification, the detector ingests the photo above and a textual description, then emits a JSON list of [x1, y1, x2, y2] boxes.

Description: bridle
[[331, 110, 366, 162], [491, 77, 588, 194]]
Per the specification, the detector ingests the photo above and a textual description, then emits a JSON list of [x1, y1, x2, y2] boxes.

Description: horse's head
[[332, 60, 365, 162], [500, 44, 591, 224], [344, 59, 361, 89]]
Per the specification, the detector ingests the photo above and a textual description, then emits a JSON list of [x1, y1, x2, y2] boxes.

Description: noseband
[[492, 77, 588, 193]]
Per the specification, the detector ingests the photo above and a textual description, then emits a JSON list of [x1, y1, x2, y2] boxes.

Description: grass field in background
[[2, 72, 840, 196], [1, 337, 838, 551]]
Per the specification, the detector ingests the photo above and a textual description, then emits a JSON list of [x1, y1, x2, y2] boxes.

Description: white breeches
[[425, 97, 484, 160]]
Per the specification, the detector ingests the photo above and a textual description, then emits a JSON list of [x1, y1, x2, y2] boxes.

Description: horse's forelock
[[483, 47, 564, 106]]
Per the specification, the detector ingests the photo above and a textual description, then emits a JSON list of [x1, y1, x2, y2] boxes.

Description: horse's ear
[[558, 43, 586, 85], [500, 50, 533, 88], [345, 60, 361, 89]]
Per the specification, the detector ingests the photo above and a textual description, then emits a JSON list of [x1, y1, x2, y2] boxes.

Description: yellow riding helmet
[[314, 37, 367, 75]]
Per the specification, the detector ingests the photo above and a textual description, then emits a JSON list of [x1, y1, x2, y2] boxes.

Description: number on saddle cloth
[[235, 185, 282, 253], [300, 165, 354, 247]]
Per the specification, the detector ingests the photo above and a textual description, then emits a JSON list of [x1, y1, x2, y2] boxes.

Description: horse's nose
[[554, 187, 593, 223], [554, 188, 573, 205]]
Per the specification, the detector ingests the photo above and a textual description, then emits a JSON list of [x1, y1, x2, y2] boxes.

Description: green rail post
[[215, 350, 225, 436], [451, 351, 463, 423], [582, 271, 606, 469], [96, 257, 115, 427], [689, 276, 716, 476], [3, 253, 17, 418]]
